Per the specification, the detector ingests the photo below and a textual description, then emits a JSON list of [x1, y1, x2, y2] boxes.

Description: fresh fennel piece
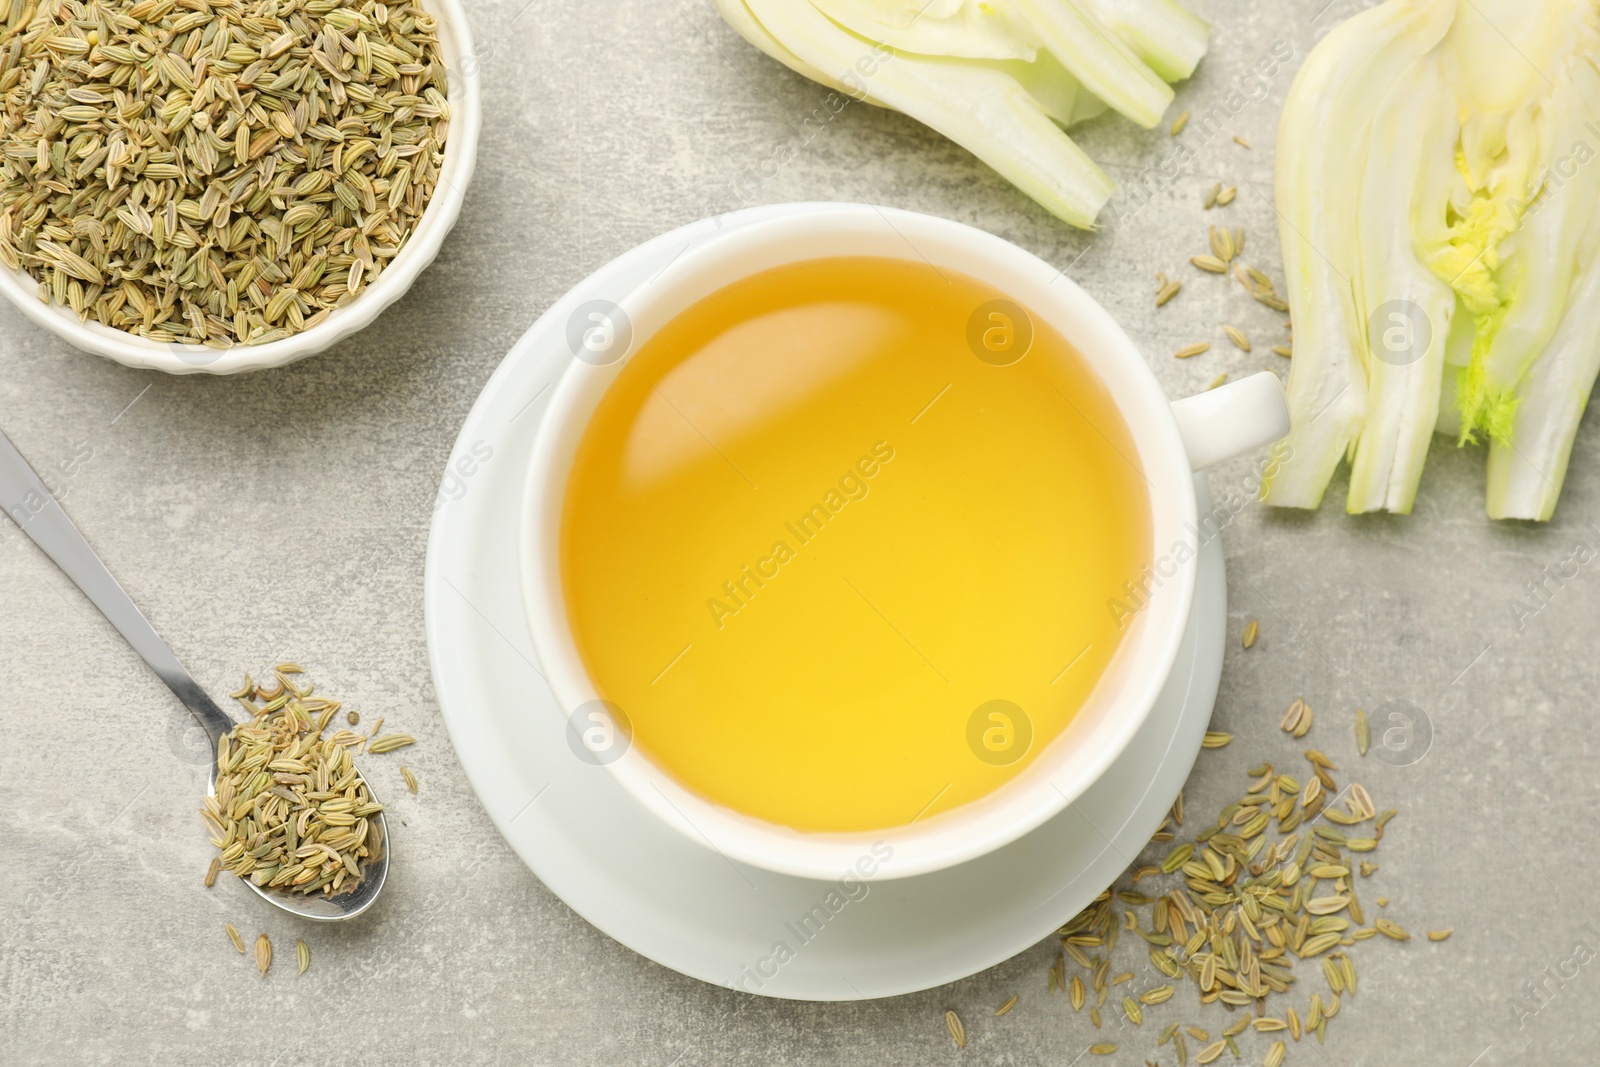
[[1486, 212, 1600, 521], [742, 0, 1117, 227], [808, 0, 1175, 127], [717, 0, 1209, 228], [1081, 0, 1210, 82], [712, 0, 877, 102], [1263, 0, 1453, 510], [1344, 57, 1457, 514], [1267, 0, 1600, 519]]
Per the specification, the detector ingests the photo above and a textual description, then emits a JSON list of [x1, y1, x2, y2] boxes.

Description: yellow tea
[[559, 256, 1151, 833]]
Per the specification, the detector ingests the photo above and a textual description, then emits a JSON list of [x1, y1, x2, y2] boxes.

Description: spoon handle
[[0, 426, 235, 746]]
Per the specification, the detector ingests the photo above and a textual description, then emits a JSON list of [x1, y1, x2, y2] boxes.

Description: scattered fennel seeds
[[1171, 110, 1190, 136], [1215, 185, 1237, 206], [0, 0, 451, 347], [1223, 324, 1251, 352], [1232, 261, 1291, 312], [225, 923, 245, 954], [1206, 373, 1227, 391], [1355, 709, 1370, 756], [1201, 731, 1232, 748], [296, 938, 311, 974], [1242, 620, 1259, 649], [1050, 715, 1443, 1064], [204, 855, 221, 887], [994, 994, 1018, 1016], [1175, 342, 1210, 359], [1233, 134, 1252, 149], [944, 1009, 966, 1049], [255, 933, 272, 977], [400, 765, 418, 793]]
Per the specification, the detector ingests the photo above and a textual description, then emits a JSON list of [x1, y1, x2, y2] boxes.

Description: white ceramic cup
[[521, 204, 1289, 882]]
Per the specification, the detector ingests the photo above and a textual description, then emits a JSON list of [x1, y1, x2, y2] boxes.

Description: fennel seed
[[1223, 325, 1251, 352], [400, 766, 418, 793], [1202, 731, 1232, 749], [1089, 1044, 1118, 1055], [225, 923, 245, 954], [1234, 134, 1252, 149], [1204, 182, 1221, 209], [1175, 342, 1211, 359], [1171, 111, 1190, 136], [1273, 344, 1294, 358], [369, 732, 416, 754], [296, 938, 310, 975], [945, 1009, 966, 1048], [1216, 185, 1238, 206], [1280, 699, 1308, 734], [1242, 620, 1260, 648], [204, 856, 221, 888], [994, 994, 1018, 1016], [1157, 279, 1183, 307], [1191, 255, 1229, 274], [1209, 225, 1234, 263], [255, 933, 272, 978], [1427, 929, 1452, 941]]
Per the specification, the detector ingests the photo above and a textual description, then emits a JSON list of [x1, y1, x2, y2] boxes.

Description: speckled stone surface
[[3, 1, 1597, 1063]]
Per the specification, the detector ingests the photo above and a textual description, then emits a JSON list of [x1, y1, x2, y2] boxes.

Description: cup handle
[[1169, 371, 1291, 472]]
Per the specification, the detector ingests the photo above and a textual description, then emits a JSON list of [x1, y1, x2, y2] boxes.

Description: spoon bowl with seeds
[[0, 426, 388, 920]]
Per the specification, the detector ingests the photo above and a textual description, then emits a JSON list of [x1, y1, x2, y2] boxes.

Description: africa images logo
[[728, 841, 894, 992]]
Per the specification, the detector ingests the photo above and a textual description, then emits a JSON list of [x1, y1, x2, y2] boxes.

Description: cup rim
[[0, 0, 481, 375], [519, 204, 1200, 881]]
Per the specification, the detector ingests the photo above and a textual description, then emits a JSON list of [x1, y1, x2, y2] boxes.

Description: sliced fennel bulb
[[1265, 0, 1600, 519], [714, 0, 1209, 228]]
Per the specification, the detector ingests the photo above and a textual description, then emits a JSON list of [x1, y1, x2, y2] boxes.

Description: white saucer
[[424, 204, 1226, 1000]]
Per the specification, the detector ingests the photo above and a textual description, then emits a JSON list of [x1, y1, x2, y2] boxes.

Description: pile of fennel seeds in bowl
[[201, 666, 393, 897], [0, 0, 449, 347]]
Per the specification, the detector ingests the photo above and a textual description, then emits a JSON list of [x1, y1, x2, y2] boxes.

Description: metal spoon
[[0, 426, 387, 920]]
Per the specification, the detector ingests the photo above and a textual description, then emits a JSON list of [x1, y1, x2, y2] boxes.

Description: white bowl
[[520, 205, 1288, 882], [0, 0, 481, 375]]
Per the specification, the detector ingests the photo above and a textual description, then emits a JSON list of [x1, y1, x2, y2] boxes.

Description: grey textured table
[[3, 1, 1595, 1064]]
